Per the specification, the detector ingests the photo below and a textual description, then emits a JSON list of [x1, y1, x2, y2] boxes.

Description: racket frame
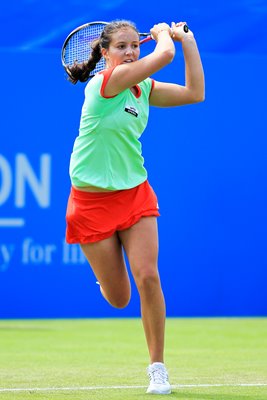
[[61, 21, 108, 72], [61, 21, 189, 79]]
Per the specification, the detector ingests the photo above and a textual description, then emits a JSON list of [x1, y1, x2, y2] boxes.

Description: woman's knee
[[101, 285, 131, 309], [112, 295, 131, 309], [134, 265, 160, 291]]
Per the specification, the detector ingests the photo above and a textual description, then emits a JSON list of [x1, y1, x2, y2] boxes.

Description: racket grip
[[183, 24, 189, 33], [171, 24, 190, 38], [140, 24, 189, 44]]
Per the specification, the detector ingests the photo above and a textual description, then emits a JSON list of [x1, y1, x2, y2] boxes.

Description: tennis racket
[[61, 21, 189, 80]]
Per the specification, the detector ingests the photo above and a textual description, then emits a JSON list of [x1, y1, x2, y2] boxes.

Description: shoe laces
[[148, 364, 169, 384]]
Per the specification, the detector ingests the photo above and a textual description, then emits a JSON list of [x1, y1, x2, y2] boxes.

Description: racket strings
[[62, 22, 153, 81], [64, 24, 106, 76]]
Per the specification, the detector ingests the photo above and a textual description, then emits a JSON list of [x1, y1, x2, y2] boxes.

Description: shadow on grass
[[169, 391, 266, 400]]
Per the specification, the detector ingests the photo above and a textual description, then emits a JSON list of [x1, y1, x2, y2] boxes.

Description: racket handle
[[183, 24, 189, 33], [140, 24, 189, 44]]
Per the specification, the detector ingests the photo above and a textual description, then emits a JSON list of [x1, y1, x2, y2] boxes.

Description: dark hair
[[67, 20, 139, 85]]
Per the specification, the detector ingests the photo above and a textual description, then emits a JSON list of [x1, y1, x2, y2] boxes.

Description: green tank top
[[69, 68, 153, 190]]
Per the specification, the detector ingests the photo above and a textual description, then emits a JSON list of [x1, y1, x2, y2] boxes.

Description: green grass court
[[0, 318, 266, 399]]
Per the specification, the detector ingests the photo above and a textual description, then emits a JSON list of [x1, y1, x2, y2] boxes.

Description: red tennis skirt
[[65, 180, 160, 244]]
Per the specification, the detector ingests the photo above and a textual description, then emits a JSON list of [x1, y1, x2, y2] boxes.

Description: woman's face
[[102, 28, 140, 68]]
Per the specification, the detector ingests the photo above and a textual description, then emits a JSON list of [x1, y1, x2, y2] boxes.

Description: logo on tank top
[[124, 105, 139, 117]]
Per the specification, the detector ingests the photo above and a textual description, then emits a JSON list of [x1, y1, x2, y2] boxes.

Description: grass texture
[[0, 318, 266, 399]]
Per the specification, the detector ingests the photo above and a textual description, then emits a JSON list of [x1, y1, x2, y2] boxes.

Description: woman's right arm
[[104, 23, 175, 96], [150, 23, 205, 106]]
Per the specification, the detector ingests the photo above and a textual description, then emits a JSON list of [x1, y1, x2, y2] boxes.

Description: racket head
[[61, 22, 169, 82], [61, 21, 108, 79]]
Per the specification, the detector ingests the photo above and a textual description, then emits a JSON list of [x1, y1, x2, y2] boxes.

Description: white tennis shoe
[[146, 362, 171, 394]]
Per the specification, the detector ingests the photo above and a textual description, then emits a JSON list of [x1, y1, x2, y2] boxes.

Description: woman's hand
[[150, 23, 172, 42], [171, 22, 194, 42]]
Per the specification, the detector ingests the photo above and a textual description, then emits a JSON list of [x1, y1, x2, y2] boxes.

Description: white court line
[[0, 383, 267, 392]]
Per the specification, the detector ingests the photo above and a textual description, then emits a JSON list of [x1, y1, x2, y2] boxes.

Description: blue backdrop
[[0, 1, 267, 318]]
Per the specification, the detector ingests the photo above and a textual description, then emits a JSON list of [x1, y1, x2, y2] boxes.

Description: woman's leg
[[118, 217, 166, 363], [80, 233, 131, 309]]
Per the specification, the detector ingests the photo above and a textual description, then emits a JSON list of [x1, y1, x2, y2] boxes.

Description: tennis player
[[65, 19, 204, 394]]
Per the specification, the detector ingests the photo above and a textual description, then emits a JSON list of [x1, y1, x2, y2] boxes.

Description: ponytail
[[67, 39, 102, 85], [67, 20, 138, 85]]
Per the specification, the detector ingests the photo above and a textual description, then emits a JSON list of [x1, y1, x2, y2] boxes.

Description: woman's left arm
[[149, 22, 205, 107]]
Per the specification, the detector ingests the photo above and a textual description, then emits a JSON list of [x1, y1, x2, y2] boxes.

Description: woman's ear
[[101, 48, 108, 60]]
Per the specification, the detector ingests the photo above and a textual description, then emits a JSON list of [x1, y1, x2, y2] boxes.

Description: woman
[[65, 19, 204, 395]]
